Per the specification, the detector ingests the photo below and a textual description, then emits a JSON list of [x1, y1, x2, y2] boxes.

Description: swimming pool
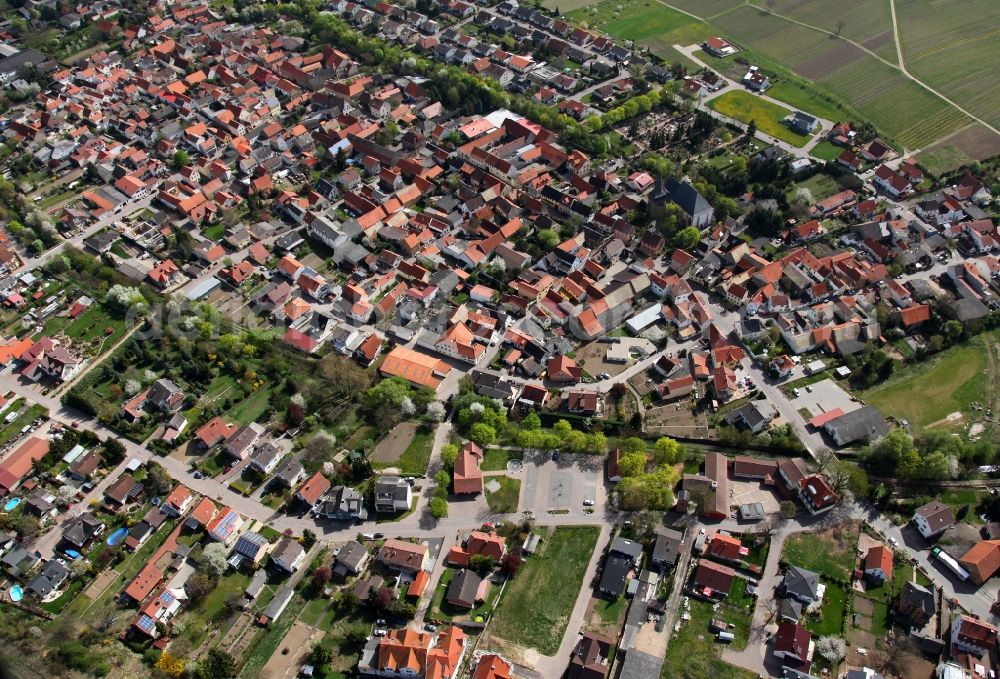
[[9, 585, 22, 602], [3, 497, 20, 512], [64, 549, 81, 559], [106, 526, 128, 546]]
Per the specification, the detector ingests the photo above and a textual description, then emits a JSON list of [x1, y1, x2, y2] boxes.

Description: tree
[[172, 150, 191, 169], [186, 572, 217, 600], [779, 501, 797, 519], [308, 642, 332, 667], [144, 461, 172, 496], [618, 451, 647, 477], [652, 437, 683, 465], [537, 228, 560, 249], [155, 651, 187, 678], [440, 443, 459, 469], [303, 529, 317, 549], [673, 226, 701, 250], [620, 437, 646, 455], [201, 543, 228, 577], [303, 431, 337, 469], [469, 422, 496, 446], [311, 566, 332, 587], [319, 354, 371, 400], [197, 649, 236, 679], [501, 552, 524, 576], [469, 554, 496, 573], [522, 411, 541, 430], [426, 401, 446, 422], [429, 496, 448, 519], [815, 636, 847, 663]]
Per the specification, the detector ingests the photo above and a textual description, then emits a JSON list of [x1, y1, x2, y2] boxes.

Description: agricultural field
[[660, 0, 741, 19], [895, 0, 1000, 131], [917, 124, 1000, 175], [707, 90, 811, 147], [862, 331, 998, 433], [747, 0, 898, 63], [708, 4, 974, 151], [568, 0, 712, 61]]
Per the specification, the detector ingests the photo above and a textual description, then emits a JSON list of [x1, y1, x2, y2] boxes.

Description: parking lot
[[788, 378, 862, 419]]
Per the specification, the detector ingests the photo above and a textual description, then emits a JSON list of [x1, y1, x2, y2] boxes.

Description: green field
[[708, 90, 811, 147], [781, 523, 859, 582], [862, 332, 995, 432], [810, 140, 845, 162], [569, 0, 712, 61], [489, 526, 600, 655], [660, 598, 758, 679], [485, 477, 521, 514]]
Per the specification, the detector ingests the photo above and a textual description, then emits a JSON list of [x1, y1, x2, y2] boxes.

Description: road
[[18, 195, 155, 272]]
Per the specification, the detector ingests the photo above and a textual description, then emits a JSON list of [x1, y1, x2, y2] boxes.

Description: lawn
[[396, 427, 434, 475], [481, 448, 514, 472], [782, 522, 859, 582], [939, 489, 988, 525], [489, 526, 600, 655], [862, 332, 995, 432], [485, 477, 521, 515], [180, 571, 251, 648], [593, 595, 627, 624], [809, 140, 845, 162], [660, 598, 759, 679], [708, 90, 812, 147], [787, 173, 842, 204], [202, 223, 226, 242], [224, 386, 274, 425], [806, 580, 846, 635], [727, 576, 756, 612], [197, 449, 230, 478]]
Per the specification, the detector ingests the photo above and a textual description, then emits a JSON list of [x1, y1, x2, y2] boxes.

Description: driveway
[[788, 378, 862, 419]]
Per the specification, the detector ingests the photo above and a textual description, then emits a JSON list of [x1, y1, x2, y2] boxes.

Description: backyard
[[370, 422, 434, 476], [707, 90, 812, 147], [806, 580, 847, 635], [660, 598, 757, 679], [488, 526, 600, 655], [781, 521, 860, 582]]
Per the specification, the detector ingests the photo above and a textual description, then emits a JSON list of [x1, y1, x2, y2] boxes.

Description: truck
[[932, 547, 970, 581]]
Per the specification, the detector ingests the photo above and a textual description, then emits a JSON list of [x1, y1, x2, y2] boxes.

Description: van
[[717, 631, 735, 643]]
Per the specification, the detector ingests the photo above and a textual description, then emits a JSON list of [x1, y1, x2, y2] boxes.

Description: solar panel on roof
[[136, 614, 156, 633], [159, 591, 175, 606]]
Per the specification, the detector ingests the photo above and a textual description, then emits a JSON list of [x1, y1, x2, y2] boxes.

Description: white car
[[583, 499, 595, 506], [888, 537, 898, 547]]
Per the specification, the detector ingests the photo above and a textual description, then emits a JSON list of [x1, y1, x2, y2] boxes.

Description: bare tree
[[836, 19, 845, 36]]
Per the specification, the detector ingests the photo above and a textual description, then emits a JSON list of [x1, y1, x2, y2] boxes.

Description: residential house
[[446, 568, 483, 608], [912, 500, 955, 539], [358, 626, 466, 678], [781, 566, 820, 604], [863, 545, 892, 584], [951, 614, 998, 656], [374, 476, 412, 513], [567, 633, 613, 679], [773, 622, 812, 666], [271, 537, 306, 574], [332, 540, 369, 579], [295, 471, 332, 508], [798, 475, 838, 515], [315, 485, 368, 521], [598, 537, 643, 598], [959, 541, 1000, 585], [692, 560, 735, 597], [377, 538, 428, 573], [895, 581, 934, 628], [651, 529, 683, 570], [234, 531, 270, 566], [206, 507, 243, 546]]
